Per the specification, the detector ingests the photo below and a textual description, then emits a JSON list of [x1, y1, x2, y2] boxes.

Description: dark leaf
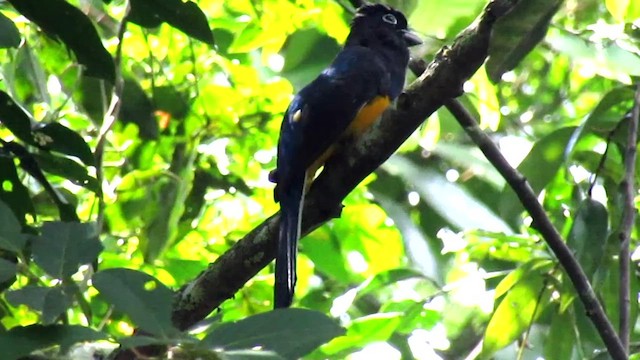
[[487, 0, 562, 82], [75, 75, 113, 124], [567, 199, 609, 280], [93, 268, 177, 337], [33, 122, 95, 166], [0, 155, 35, 226], [6, 285, 71, 325], [0, 257, 17, 285], [0, 12, 21, 48], [0, 324, 107, 358], [7, 0, 115, 82], [120, 78, 158, 140], [33, 152, 99, 192], [128, 0, 214, 45], [153, 85, 189, 119], [6, 285, 49, 311], [0, 200, 27, 252], [2, 140, 79, 221], [32, 222, 102, 279], [201, 308, 344, 359], [0, 90, 35, 144]]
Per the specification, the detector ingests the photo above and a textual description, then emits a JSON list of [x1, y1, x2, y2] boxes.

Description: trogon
[[272, 3, 421, 308]]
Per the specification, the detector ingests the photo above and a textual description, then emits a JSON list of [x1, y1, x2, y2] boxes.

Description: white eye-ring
[[382, 14, 397, 25]]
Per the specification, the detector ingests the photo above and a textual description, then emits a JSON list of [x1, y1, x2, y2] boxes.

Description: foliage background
[[0, 0, 639, 359]]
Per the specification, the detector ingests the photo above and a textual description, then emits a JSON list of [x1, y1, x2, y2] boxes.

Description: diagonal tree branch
[[172, 0, 516, 330], [619, 83, 640, 352], [441, 97, 626, 360]]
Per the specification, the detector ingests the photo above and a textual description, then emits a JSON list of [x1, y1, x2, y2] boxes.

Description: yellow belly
[[305, 96, 391, 186]]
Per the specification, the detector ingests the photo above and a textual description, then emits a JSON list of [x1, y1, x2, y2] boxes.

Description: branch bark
[[619, 83, 640, 352]]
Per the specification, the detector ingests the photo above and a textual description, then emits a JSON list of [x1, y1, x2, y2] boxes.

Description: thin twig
[[95, 2, 129, 231], [441, 97, 626, 360], [619, 83, 640, 352], [587, 119, 625, 196]]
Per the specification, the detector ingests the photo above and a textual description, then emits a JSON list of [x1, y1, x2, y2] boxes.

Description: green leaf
[[499, 127, 576, 221], [201, 308, 344, 359], [0, 257, 17, 284], [33, 152, 99, 192], [6, 285, 49, 311], [544, 307, 576, 360], [0, 324, 107, 358], [546, 28, 640, 77], [322, 312, 402, 354], [92, 268, 177, 337], [0, 199, 26, 252], [583, 86, 636, 133], [606, 0, 640, 22], [120, 78, 158, 140], [495, 259, 553, 299], [33, 123, 95, 166], [487, 0, 562, 83], [0, 156, 35, 225], [0, 12, 20, 48], [357, 268, 429, 298], [482, 271, 549, 356], [32, 222, 103, 279], [41, 286, 72, 325], [128, 0, 214, 45], [6, 0, 115, 82], [0, 90, 34, 144], [13, 42, 50, 104], [6, 285, 72, 325], [153, 85, 189, 119], [567, 199, 609, 280], [386, 156, 512, 233]]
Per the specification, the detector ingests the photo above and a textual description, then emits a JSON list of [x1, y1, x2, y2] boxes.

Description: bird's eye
[[382, 14, 397, 25]]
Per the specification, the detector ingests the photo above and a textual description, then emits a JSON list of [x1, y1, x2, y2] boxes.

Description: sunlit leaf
[[606, 0, 640, 22], [482, 271, 549, 355], [322, 313, 403, 354], [546, 28, 640, 78]]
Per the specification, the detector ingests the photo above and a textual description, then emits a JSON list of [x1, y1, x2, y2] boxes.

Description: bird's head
[[347, 4, 422, 49]]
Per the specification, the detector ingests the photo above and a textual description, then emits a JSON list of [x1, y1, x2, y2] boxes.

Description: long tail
[[274, 175, 305, 308]]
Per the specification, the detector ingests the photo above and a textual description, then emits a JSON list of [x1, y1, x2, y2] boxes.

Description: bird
[[271, 3, 421, 308]]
